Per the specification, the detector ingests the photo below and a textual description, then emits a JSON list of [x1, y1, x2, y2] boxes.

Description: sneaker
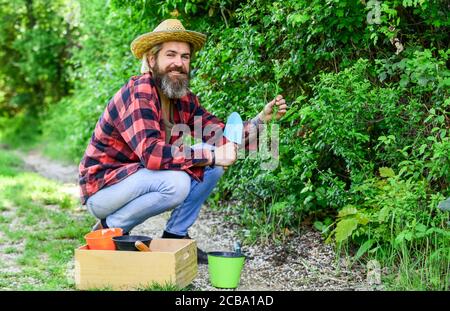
[[162, 231, 208, 264], [161, 230, 185, 239]]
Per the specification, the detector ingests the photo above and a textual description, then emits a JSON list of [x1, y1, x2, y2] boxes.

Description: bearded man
[[78, 19, 287, 264]]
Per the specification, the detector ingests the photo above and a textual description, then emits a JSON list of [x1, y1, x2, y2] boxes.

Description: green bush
[[0, 112, 41, 149], [0, 0, 73, 116], [328, 171, 449, 290]]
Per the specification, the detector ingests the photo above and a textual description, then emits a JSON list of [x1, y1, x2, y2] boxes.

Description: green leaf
[[379, 167, 395, 178], [338, 205, 358, 218], [415, 223, 427, 233], [335, 218, 358, 243], [288, 13, 310, 26], [270, 202, 287, 214], [399, 76, 409, 88], [303, 195, 314, 205], [378, 206, 392, 222], [354, 239, 374, 261], [313, 221, 324, 231], [395, 230, 413, 245], [356, 213, 370, 225]]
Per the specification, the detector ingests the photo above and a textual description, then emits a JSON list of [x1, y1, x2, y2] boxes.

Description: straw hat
[[130, 19, 207, 59]]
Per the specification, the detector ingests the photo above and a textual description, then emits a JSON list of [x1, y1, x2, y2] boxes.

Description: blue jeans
[[86, 165, 224, 235]]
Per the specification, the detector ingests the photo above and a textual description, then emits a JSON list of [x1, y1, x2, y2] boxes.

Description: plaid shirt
[[79, 72, 254, 205]]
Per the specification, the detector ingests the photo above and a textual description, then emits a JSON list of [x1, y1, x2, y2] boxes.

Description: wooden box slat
[[74, 238, 197, 290]]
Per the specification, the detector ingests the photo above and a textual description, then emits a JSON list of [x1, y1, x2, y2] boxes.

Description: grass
[[0, 149, 93, 290], [377, 241, 450, 290], [84, 282, 191, 291], [138, 281, 191, 291], [344, 230, 450, 291], [0, 149, 197, 291]]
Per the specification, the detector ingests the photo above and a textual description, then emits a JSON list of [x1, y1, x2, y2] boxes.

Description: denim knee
[[86, 196, 107, 219], [160, 171, 191, 207]]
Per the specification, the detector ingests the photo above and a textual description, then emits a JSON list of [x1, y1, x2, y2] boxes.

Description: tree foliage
[[0, 0, 74, 116]]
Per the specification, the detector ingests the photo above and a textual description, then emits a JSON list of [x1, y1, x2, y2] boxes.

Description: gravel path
[[18, 149, 375, 291]]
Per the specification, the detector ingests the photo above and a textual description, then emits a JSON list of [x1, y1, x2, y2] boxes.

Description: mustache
[[166, 66, 188, 75]]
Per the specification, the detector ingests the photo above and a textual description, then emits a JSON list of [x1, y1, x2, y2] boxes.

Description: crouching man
[[78, 19, 287, 264]]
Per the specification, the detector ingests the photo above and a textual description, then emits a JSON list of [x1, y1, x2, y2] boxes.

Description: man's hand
[[214, 142, 237, 167], [194, 143, 237, 168], [257, 95, 287, 122]]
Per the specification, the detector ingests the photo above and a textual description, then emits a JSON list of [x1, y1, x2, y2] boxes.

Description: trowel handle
[[234, 241, 242, 255], [135, 240, 151, 252]]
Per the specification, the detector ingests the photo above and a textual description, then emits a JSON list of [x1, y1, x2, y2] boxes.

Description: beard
[[152, 62, 190, 99]]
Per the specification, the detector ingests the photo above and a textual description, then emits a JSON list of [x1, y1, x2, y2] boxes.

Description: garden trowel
[[223, 112, 243, 145]]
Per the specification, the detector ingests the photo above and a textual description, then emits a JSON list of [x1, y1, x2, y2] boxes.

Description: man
[[78, 19, 287, 264]]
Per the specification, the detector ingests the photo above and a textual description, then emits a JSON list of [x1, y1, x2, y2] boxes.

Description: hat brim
[[130, 30, 206, 59]]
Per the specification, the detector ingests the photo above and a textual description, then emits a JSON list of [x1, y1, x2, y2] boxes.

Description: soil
[[14, 149, 378, 291]]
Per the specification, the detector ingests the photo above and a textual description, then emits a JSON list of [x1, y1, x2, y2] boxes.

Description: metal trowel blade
[[224, 112, 243, 144]]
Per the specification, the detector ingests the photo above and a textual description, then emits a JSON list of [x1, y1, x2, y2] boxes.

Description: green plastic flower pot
[[207, 251, 246, 289]]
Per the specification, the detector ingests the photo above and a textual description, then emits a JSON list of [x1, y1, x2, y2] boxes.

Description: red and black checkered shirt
[[79, 72, 252, 205]]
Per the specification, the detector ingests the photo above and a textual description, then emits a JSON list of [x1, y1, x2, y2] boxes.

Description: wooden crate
[[74, 238, 197, 290]]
